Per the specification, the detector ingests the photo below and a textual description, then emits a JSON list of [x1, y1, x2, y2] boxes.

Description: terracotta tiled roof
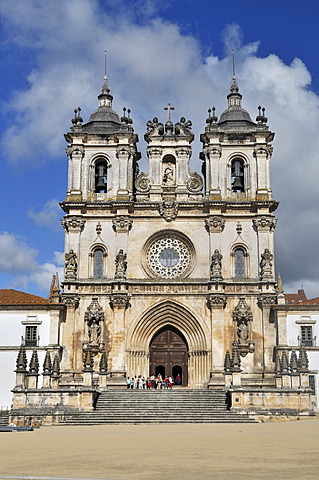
[[284, 289, 307, 304], [300, 297, 319, 305], [0, 289, 49, 305]]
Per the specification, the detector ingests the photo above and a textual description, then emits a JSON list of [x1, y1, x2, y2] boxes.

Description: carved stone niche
[[206, 294, 227, 310], [233, 297, 255, 357], [205, 216, 225, 233], [112, 216, 133, 233], [109, 293, 131, 310], [83, 297, 105, 354]]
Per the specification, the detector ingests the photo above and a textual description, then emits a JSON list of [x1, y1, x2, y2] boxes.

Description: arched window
[[95, 160, 108, 193], [93, 248, 104, 279], [234, 247, 245, 278], [231, 158, 245, 193]]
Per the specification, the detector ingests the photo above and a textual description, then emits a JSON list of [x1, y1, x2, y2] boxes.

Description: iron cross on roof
[[164, 103, 174, 122]]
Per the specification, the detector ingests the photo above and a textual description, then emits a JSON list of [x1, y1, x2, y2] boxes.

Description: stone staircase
[[61, 389, 257, 424]]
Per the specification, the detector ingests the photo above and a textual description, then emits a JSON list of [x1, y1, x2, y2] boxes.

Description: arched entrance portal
[[149, 327, 188, 385]]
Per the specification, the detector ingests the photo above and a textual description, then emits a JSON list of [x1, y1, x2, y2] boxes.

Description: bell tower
[[200, 74, 278, 283], [64, 75, 140, 203]]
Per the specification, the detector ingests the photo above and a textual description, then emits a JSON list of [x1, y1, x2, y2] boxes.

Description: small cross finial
[[104, 50, 107, 77], [232, 48, 236, 80], [164, 103, 174, 121]]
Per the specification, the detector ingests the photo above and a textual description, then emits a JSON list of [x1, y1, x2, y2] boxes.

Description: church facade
[[60, 73, 277, 389], [10, 73, 315, 423]]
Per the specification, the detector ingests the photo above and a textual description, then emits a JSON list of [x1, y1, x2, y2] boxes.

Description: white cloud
[[28, 199, 62, 231], [0, 230, 64, 294], [0, 232, 39, 274], [12, 252, 64, 295], [1, 1, 319, 296]]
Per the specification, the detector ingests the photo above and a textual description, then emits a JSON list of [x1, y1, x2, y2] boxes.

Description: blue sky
[[1, 0, 319, 298]]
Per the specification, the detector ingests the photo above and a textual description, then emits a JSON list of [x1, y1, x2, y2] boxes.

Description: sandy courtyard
[[0, 419, 318, 480]]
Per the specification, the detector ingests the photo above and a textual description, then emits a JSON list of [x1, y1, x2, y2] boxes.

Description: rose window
[[147, 237, 191, 278]]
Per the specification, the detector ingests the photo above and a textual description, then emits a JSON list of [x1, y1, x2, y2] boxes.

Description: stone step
[[59, 388, 256, 425]]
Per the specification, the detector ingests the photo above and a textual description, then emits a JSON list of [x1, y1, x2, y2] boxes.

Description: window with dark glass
[[95, 161, 107, 193], [231, 159, 245, 192], [25, 325, 38, 347], [93, 248, 104, 279], [234, 248, 245, 278], [301, 325, 313, 346], [309, 375, 315, 395]]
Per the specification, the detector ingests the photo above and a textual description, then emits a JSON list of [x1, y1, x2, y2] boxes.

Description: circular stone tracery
[[147, 237, 191, 278]]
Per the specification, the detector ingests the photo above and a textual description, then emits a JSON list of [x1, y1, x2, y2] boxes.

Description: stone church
[[60, 72, 277, 388], [10, 72, 315, 423]]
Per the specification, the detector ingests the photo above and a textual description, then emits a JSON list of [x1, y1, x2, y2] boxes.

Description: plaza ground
[[0, 418, 318, 480]]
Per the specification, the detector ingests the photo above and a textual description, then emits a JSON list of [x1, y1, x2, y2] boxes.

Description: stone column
[[207, 293, 227, 387], [60, 295, 80, 372], [109, 287, 131, 378]]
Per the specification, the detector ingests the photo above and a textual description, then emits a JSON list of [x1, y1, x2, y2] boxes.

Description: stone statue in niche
[[65, 250, 77, 279], [233, 297, 254, 355], [162, 163, 175, 184], [84, 297, 105, 351], [115, 249, 127, 280], [210, 249, 223, 280], [260, 248, 273, 279], [237, 321, 249, 344], [88, 317, 101, 345]]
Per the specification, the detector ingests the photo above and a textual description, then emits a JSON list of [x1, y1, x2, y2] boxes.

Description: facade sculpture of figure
[[260, 248, 273, 280], [88, 317, 101, 345], [162, 164, 174, 184], [115, 249, 127, 280], [237, 321, 249, 344], [65, 250, 77, 279], [210, 249, 223, 280]]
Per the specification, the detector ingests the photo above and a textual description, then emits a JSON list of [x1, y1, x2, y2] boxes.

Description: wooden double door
[[149, 327, 188, 385]]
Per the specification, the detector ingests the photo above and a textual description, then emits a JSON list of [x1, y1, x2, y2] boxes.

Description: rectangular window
[[301, 326, 313, 347], [25, 325, 38, 347], [309, 375, 315, 395]]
